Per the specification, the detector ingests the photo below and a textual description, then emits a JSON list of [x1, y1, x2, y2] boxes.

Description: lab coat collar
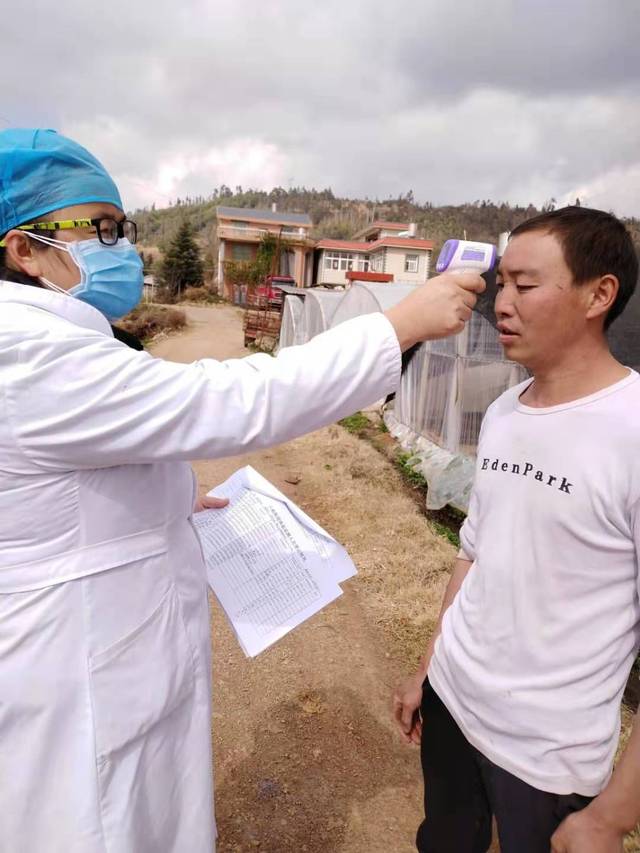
[[0, 279, 113, 337]]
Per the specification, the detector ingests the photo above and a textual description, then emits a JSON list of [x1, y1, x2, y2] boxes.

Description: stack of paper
[[191, 466, 356, 656]]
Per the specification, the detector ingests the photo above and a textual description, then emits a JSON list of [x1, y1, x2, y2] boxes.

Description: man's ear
[[585, 274, 619, 322], [3, 230, 42, 277]]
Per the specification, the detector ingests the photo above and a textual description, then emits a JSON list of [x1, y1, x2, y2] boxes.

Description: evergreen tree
[[159, 221, 204, 296], [138, 250, 154, 275]]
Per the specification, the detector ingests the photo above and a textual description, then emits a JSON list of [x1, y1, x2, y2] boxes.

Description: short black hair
[[510, 206, 638, 329]]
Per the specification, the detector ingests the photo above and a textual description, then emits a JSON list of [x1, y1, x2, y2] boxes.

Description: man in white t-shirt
[[393, 206, 640, 853]]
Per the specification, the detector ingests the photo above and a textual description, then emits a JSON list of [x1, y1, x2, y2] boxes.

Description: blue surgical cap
[[0, 128, 123, 235]]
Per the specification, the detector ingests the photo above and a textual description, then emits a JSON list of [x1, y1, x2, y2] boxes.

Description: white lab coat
[[0, 280, 401, 853]]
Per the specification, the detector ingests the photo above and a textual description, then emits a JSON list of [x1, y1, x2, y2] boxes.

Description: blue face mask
[[30, 233, 143, 320], [66, 238, 143, 320]]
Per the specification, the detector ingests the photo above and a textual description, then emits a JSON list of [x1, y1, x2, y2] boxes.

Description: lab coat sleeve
[[8, 313, 401, 470]]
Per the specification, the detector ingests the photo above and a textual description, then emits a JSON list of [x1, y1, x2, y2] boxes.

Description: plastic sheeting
[[383, 408, 477, 513], [391, 310, 528, 507], [330, 282, 417, 327], [607, 287, 640, 370], [396, 343, 527, 455], [300, 290, 344, 340], [279, 294, 305, 348]]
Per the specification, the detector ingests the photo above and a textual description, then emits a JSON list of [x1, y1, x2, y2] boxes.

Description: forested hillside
[[132, 186, 640, 263]]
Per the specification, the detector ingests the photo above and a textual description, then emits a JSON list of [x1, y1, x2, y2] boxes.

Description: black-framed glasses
[[91, 217, 138, 246], [10, 217, 138, 246]]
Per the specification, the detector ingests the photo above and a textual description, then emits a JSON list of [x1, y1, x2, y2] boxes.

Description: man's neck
[[521, 337, 629, 408]]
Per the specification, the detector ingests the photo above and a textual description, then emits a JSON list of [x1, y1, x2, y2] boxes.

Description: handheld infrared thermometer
[[435, 239, 497, 275], [397, 240, 498, 381]]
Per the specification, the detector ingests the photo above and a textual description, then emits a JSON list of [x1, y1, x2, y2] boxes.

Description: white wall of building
[[383, 248, 431, 283]]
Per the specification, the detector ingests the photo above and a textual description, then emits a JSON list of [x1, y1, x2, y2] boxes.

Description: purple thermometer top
[[435, 239, 459, 272]]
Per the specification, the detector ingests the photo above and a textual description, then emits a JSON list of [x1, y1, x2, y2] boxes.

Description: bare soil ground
[[150, 303, 247, 362], [151, 304, 638, 853]]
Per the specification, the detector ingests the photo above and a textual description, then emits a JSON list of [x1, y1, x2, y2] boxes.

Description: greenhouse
[[387, 311, 528, 512], [300, 289, 344, 341], [330, 282, 418, 327], [279, 293, 305, 348]]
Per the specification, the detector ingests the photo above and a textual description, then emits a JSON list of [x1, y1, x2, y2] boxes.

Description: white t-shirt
[[429, 370, 640, 796]]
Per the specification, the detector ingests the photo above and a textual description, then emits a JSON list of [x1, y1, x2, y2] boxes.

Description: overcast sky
[[3, 0, 639, 216]]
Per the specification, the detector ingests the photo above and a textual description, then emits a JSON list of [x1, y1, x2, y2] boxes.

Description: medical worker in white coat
[[0, 128, 483, 853]]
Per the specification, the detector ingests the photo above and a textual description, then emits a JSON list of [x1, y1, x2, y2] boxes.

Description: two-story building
[[316, 221, 433, 285], [216, 205, 315, 298], [315, 221, 434, 287]]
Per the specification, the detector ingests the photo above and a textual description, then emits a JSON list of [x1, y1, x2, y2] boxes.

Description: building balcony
[[217, 224, 314, 247]]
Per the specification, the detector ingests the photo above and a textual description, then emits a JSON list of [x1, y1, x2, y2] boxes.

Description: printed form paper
[[191, 466, 356, 657]]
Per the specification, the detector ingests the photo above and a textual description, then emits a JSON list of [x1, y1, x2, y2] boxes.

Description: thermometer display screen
[[461, 249, 486, 261]]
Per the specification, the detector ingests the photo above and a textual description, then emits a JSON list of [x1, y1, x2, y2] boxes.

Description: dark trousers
[[417, 679, 593, 853]]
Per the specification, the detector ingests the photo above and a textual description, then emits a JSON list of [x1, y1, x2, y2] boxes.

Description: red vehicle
[[255, 275, 295, 301]]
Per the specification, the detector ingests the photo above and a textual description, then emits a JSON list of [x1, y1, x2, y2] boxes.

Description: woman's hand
[[193, 495, 229, 513], [384, 272, 485, 351]]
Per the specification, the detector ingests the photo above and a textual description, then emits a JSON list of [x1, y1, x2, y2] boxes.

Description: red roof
[[369, 220, 410, 229], [345, 271, 393, 282], [316, 239, 371, 252], [316, 237, 434, 252], [375, 237, 434, 250], [352, 220, 414, 239]]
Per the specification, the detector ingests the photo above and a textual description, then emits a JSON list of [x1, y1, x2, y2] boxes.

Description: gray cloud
[[395, 0, 640, 100], [3, 0, 639, 216]]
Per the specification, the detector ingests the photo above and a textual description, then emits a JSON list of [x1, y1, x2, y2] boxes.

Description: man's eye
[[495, 281, 534, 292]]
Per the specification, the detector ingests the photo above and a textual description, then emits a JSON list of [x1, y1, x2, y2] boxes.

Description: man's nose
[[495, 287, 516, 319]]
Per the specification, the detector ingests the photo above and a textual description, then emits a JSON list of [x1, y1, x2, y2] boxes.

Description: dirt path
[[151, 303, 248, 362], [150, 306, 443, 853]]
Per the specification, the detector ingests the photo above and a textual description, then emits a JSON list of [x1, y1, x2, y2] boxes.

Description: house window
[[325, 251, 339, 270], [404, 254, 419, 273], [325, 251, 357, 271], [371, 254, 384, 273], [232, 243, 253, 261], [355, 255, 370, 272]]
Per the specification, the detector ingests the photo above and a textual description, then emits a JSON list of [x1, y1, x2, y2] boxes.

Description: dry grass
[[282, 424, 456, 667], [181, 285, 223, 304], [119, 304, 187, 343]]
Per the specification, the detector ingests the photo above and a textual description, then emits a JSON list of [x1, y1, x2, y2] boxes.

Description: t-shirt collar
[[515, 369, 639, 415]]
